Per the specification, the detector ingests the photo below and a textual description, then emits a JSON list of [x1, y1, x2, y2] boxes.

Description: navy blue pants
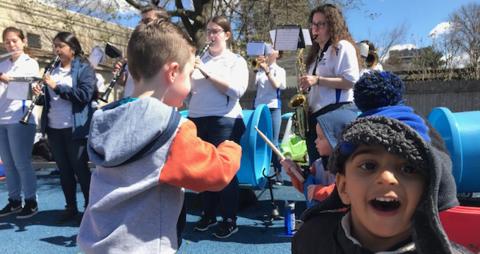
[[47, 127, 91, 209], [189, 116, 245, 222]]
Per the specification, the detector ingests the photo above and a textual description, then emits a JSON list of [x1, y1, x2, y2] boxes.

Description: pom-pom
[[354, 71, 405, 112]]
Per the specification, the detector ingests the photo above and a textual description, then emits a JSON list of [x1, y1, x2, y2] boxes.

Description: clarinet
[[19, 56, 60, 125], [197, 41, 212, 58], [98, 62, 127, 103]]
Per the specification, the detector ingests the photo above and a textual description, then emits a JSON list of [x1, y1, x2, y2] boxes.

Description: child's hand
[[280, 158, 296, 173], [280, 159, 302, 178]]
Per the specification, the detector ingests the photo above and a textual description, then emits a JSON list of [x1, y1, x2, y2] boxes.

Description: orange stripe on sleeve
[[312, 184, 336, 202], [160, 120, 242, 192]]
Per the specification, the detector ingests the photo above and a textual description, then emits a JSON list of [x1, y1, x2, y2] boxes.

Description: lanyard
[[311, 40, 331, 75]]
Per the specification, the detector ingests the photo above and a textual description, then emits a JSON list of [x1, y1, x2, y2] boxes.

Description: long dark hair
[[305, 4, 358, 67], [53, 32, 85, 59]]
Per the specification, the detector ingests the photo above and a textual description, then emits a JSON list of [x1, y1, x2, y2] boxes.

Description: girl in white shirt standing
[[190, 15, 248, 239], [253, 45, 286, 183], [0, 27, 40, 219], [299, 4, 360, 166]]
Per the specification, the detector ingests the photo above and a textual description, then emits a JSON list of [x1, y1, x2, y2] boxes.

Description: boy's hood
[[87, 97, 177, 168], [316, 105, 358, 149]]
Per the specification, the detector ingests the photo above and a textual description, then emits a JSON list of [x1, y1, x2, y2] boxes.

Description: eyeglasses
[[311, 21, 327, 29], [206, 29, 224, 35]]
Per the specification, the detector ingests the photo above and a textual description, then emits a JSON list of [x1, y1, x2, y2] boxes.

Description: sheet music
[[89, 46, 105, 68], [246, 42, 266, 56], [274, 27, 301, 51], [302, 29, 312, 46], [269, 30, 276, 46], [6, 81, 30, 100]]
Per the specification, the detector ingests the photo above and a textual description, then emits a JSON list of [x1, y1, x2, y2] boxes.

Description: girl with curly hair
[[299, 4, 360, 166]]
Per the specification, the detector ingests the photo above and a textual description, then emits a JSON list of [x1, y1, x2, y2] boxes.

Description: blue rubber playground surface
[[0, 167, 305, 254]]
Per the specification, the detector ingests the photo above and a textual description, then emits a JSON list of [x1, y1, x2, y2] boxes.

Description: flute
[[254, 126, 305, 182]]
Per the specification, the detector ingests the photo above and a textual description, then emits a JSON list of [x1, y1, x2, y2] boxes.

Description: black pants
[[47, 127, 91, 209], [189, 116, 245, 221]]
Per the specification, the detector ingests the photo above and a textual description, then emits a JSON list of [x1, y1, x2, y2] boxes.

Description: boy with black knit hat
[[291, 71, 468, 253]]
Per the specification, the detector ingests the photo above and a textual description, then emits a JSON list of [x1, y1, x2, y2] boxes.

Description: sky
[[344, 0, 476, 51]]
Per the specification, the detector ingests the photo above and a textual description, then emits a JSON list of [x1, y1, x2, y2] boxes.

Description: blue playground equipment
[[428, 107, 480, 193], [0, 161, 4, 177], [238, 104, 272, 189], [180, 104, 273, 189]]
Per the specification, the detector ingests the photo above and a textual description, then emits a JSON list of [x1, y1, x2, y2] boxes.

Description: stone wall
[[241, 80, 480, 117]]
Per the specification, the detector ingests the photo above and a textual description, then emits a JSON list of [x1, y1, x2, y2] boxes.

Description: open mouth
[[369, 197, 401, 212]]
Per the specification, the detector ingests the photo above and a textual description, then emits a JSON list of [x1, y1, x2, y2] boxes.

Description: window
[[27, 33, 41, 49]]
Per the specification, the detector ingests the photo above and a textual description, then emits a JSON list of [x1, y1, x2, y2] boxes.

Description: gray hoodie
[[78, 97, 184, 254]]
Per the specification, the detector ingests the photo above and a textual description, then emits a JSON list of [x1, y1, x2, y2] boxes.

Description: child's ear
[[336, 173, 351, 205], [165, 62, 180, 84]]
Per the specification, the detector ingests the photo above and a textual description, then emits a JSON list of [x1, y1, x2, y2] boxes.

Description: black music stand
[[260, 167, 283, 227]]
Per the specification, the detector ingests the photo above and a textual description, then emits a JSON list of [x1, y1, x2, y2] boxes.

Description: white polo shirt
[[0, 53, 40, 124], [254, 63, 286, 109], [307, 40, 359, 113], [189, 49, 248, 118]]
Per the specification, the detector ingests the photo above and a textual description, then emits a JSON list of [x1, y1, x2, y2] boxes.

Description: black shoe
[[193, 216, 217, 232], [16, 199, 38, 219], [0, 199, 22, 217], [58, 207, 78, 223], [212, 219, 238, 238]]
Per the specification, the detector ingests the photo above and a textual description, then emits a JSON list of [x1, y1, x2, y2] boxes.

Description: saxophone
[[288, 49, 309, 139]]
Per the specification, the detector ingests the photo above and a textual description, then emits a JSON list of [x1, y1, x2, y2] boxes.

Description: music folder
[[5, 77, 41, 100], [246, 42, 266, 56]]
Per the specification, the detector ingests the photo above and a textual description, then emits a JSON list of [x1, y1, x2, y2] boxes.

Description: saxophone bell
[[288, 49, 309, 140]]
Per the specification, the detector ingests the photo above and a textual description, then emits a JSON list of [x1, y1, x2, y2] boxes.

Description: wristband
[[266, 72, 270, 76]]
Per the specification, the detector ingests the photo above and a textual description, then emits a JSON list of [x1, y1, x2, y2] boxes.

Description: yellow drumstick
[[254, 126, 305, 182]]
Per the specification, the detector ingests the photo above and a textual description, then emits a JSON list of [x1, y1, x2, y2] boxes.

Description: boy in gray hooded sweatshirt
[[77, 20, 242, 254]]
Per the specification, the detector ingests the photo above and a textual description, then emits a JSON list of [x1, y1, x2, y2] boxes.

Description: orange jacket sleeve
[[160, 120, 242, 192], [312, 184, 336, 202]]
